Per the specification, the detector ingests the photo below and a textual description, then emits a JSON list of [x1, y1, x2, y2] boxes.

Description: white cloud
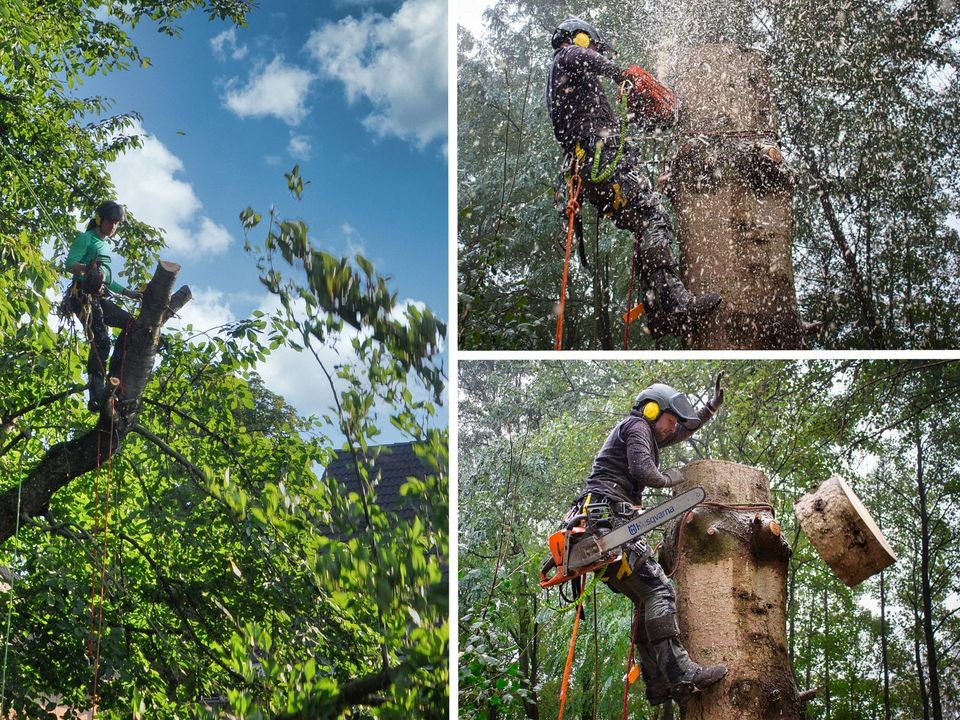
[[288, 133, 312, 160], [106, 121, 233, 258], [305, 0, 447, 147], [222, 55, 315, 126], [166, 287, 237, 334], [210, 28, 248, 61]]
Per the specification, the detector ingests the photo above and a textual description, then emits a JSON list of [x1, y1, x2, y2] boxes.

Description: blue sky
[[72, 0, 448, 429]]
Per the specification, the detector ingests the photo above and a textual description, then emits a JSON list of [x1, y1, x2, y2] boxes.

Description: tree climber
[[546, 17, 721, 339], [64, 200, 142, 412], [564, 375, 728, 704]]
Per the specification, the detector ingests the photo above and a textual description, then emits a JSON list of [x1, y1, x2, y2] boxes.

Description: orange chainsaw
[[620, 64, 678, 129], [540, 486, 705, 588]]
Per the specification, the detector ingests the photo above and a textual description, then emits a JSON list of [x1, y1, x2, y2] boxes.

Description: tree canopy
[[0, 2, 448, 717]]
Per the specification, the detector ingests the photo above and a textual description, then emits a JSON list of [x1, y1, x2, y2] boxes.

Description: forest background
[[457, 0, 960, 350], [458, 360, 959, 720], [0, 1, 448, 717]]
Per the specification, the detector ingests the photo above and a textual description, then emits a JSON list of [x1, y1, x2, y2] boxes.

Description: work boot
[[671, 663, 728, 701], [87, 373, 105, 413]]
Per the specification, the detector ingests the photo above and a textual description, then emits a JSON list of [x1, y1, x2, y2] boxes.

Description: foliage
[[0, 3, 447, 717], [457, 0, 960, 349], [458, 360, 960, 718]]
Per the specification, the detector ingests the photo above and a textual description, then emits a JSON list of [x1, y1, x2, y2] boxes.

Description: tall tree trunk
[[668, 45, 804, 349], [660, 460, 802, 719], [915, 431, 943, 720], [881, 567, 891, 720], [912, 568, 931, 720], [878, 506, 892, 720], [823, 587, 831, 720], [0, 261, 190, 543]]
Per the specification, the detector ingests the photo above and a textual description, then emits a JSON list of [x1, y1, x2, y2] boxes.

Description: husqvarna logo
[[627, 505, 675, 536]]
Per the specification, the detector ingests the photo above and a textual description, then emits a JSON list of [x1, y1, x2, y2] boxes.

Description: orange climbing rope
[[85, 316, 132, 717], [554, 171, 582, 351], [556, 590, 584, 720], [622, 234, 643, 349]]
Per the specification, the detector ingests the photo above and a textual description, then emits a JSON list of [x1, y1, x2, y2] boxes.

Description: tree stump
[[659, 460, 804, 720], [667, 45, 804, 350], [794, 475, 897, 587]]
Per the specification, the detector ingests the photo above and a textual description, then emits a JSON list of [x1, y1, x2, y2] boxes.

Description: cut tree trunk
[[0, 260, 191, 544], [793, 475, 896, 587], [659, 460, 805, 720], [667, 44, 804, 350]]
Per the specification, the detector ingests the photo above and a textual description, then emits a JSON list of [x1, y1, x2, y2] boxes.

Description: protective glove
[[708, 371, 724, 413], [662, 467, 684, 486]]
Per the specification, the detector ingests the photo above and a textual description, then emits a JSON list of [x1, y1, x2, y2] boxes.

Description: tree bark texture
[[0, 261, 191, 544], [794, 475, 896, 587], [659, 460, 803, 720], [667, 45, 804, 350]]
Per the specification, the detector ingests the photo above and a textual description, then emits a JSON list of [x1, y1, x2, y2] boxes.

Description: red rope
[[665, 502, 775, 578], [88, 313, 133, 716], [621, 605, 642, 720], [554, 172, 582, 351]]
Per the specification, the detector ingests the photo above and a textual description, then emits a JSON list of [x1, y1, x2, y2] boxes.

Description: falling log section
[[659, 460, 809, 720], [668, 45, 805, 349], [794, 475, 896, 587]]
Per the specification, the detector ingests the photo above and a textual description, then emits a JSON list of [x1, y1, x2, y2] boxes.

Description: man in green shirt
[[64, 200, 142, 412]]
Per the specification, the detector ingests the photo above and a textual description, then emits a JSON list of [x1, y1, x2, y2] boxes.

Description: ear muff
[[94, 212, 102, 225], [642, 401, 661, 421], [573, 31, 591, 48]]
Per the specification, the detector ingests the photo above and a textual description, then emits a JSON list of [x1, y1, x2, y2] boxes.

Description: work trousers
[[573, 137, 691, 319], [69, 287, 132, 379], [577, 492, 699, 690]]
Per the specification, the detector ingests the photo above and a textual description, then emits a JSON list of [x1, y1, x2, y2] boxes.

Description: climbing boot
[[87, 373, 105, 413], [645, 680, 672, 706], [671, 663, 728, 701]]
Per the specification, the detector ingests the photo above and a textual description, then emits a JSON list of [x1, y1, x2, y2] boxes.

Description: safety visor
[[666, 391, 700, 430]]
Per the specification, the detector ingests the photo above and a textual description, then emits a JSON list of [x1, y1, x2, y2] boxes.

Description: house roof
[[322, 441, 437, 522]]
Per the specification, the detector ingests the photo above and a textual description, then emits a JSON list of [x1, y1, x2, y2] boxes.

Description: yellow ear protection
[[573, 31, 591, 48], [94, 211, 102, 225], [642, 401, 661, 421]]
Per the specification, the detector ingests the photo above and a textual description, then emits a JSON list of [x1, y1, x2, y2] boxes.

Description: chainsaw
[[539, 486, 705, 588]]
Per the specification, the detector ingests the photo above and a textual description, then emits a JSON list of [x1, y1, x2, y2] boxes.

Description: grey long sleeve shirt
[[585, 406, 713, 505]]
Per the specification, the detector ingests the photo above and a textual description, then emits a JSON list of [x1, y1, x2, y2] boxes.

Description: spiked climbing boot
[[87, 373, 105, 413], [671, 663, 728, 701]]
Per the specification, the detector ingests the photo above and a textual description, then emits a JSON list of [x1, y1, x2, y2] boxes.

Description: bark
[[794, 475, 896, 587], [823, 587, 831, 720], [0, 261, 191, 544], [659, 460, 802, 720], [915, 432, 944, 720], [668, 45, 804, 349]]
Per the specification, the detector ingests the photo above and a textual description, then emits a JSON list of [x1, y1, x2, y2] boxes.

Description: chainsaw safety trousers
[[68, 288, 132, 408], [573, 136, 714, 332]]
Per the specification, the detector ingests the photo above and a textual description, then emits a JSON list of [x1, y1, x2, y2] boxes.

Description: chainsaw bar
[[565, 486, 705, 571]]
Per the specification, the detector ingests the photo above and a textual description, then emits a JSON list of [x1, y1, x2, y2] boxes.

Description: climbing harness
[[554, 166, 582, 351]]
